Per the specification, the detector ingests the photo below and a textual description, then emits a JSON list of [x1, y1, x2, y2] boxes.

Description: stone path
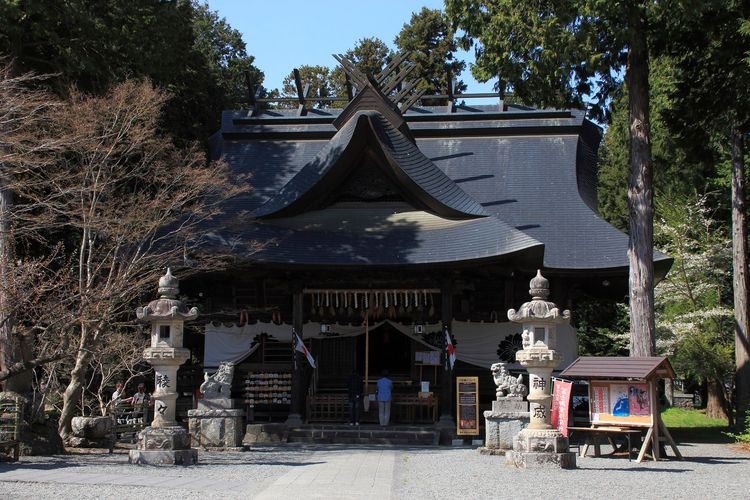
[[254, 448, 395, 499], [0, 447, 396, 499]]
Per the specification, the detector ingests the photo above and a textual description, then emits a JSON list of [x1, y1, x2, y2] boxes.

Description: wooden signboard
[[456, 376, 479, 436], [588, 380, 654, 427]]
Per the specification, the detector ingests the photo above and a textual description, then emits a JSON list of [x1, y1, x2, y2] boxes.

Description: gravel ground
[[392, 442, 750, 499], [0, 441, 748, 499]]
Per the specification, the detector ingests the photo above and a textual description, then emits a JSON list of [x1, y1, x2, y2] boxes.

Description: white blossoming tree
[[655, 195, 734, 421]]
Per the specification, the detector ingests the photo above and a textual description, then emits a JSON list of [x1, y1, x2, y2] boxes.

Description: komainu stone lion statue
[[200, 361, 234, 399], [491, 362, 528, 400]]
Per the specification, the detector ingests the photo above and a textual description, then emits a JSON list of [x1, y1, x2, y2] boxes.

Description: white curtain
[[203, 319, 577, 370]]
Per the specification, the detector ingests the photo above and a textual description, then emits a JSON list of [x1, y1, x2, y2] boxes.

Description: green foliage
[[571, 297, 629, 356], [726, 411, 750, 442], [330, 37, 394, 97], [394, 7, 466, 101], [654, 195, 734, 389], [445, 0, 655, 121], [281, 65, 334, 108], [597, 57, 729, 230], [0, 0, 262, 142]]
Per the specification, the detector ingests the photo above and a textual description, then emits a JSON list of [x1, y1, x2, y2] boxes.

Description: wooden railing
[[306, 393, 438, 424], [109, 403, 151, 443]]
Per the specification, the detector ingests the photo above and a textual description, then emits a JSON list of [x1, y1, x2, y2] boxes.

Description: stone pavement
[[0, 447, 396, 499], [254, 448, 394, 499]]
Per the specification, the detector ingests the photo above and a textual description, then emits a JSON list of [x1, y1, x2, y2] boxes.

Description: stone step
[[286, 425, 440, 446]]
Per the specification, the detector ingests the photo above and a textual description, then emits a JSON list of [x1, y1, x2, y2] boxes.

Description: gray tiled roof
[[238, 202, 544, 267], [560, 356, 676, 380], [252, 111, 487, 219], [210, 104, 670, 273]]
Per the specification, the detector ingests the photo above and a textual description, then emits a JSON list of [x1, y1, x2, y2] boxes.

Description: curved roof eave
[[251, 111, 488, 219]]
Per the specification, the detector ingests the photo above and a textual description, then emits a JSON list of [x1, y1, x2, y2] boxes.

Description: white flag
[[294, 331, 316, 369]]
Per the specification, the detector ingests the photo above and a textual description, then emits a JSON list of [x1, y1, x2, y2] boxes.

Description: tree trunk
[[732, 127, 749, 431], [626, 5, 656, 357], [0, 179, 22, 392], [705, 378, 730, 421], [58, 327, 92, 438]]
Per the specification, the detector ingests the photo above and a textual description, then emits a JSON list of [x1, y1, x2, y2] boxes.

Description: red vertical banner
[[551, 379, 573, 437]]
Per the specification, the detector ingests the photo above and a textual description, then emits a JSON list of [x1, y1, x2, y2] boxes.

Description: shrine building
[[178, 57, 671, 427]]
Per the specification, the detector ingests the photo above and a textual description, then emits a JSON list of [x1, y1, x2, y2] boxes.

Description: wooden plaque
[[456, 376, 479, 436]]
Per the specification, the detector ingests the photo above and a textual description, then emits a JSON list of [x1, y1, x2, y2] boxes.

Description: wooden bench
[[0, 396, 22, 461], [568, 426, 643, 461]]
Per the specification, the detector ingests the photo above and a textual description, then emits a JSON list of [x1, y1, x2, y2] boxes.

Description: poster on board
[[628, 383, 651, 416], [456, 376, 479, 436], [589, 380, 653, 426]]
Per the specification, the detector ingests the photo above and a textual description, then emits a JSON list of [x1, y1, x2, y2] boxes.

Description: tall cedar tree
[[394, 7, 467, 103], [656, 0, 750, 429], [446, 0, 660, 355]]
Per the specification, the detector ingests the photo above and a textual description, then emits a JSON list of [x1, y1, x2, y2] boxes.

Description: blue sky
[[206, 0, 498, 100]]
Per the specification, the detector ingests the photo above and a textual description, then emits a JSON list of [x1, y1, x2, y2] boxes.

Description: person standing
[[131, 383, 150, 406], [112, 382, 125, 407], [376, 370, 393, 426], [347, 370, 363, 425]]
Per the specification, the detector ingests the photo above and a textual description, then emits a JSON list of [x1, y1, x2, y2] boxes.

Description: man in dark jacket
[[347, 370, 363, 425]]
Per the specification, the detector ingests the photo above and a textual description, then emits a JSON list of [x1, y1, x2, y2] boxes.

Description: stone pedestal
[[506, 429, 576, 468], [128, 426, 198, 465], [188, 407, 244, 449], [482, 400, 529, 452], [243, 423, 288, 445]]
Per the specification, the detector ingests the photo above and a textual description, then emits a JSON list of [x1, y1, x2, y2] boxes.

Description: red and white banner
[[551, 379, 573, 437], [294, 331, 316, 369], [444, 327, 455, 370]]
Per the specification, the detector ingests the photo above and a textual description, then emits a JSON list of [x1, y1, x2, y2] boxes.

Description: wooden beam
[[391, 81, 416, 104], [376, 51, 410, 84], [381, 63, 416, 95], [345, 73, 353, 101], [399, 88, 427, 112], [332, 54, 369, 90]]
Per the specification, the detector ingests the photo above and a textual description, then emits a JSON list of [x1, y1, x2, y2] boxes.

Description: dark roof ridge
[[252, 110, 488, 219]]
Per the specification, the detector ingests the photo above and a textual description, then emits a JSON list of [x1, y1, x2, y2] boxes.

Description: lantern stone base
[[128, 426, 198, 466], [505, 428, 576, 469], [243, 423, 288, 445], [187, 409, 244, 448], [482, 400, 529, 451]]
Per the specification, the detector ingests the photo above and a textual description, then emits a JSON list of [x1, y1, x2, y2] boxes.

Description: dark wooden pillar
[[439, 280, 455, 428], [286, 286, 304, 426]]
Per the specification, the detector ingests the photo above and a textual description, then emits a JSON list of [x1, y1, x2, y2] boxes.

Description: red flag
[[444, 327, 455, 370], [294, 331, 316, 368], [551, 379, 573, 437]]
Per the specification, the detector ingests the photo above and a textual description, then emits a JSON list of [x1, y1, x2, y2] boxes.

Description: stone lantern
[[129, 268, 198, 465], [505, 270, 576, 468]]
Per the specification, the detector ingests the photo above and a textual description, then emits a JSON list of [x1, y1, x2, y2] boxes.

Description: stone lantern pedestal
[[505, 271, 576, 469], [129, 269, 198, 466]]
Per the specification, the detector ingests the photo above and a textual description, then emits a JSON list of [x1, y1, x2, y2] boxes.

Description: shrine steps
[[286, 424, 440, 446]]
